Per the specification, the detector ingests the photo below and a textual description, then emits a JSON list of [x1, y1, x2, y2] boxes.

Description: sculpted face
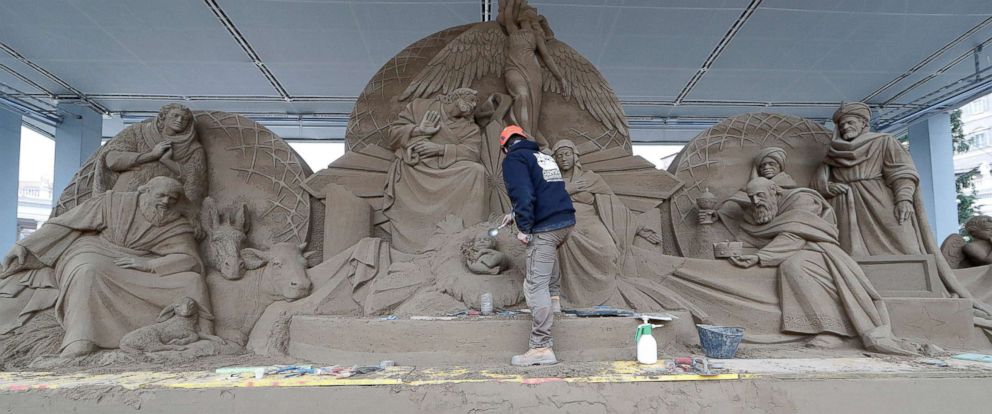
[[164, 108, 190, 134], [139, 177, 183, 225], [747, 179, 780, 225], [838, 115, 867, 141], [474, 236, 495, 250], [454, 94, 477, 117], [758, 158, 781, 179], [554, 147, 575, 171]]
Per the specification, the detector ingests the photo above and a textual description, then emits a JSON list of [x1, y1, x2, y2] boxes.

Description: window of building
[[17, 126, 55, 239], [964, 98, 989, 115], [970, 132, 991, 149]]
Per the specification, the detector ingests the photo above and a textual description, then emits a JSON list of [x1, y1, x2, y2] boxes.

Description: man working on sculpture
[[728, 176, 915, 355], [0, 176, 212, 358], [499, 125, 575, 366], [384, 87, 489, 253]]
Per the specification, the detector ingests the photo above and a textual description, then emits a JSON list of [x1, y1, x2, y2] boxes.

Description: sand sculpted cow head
[[201, 197, 249, 280], [241, 242, 314, 301]]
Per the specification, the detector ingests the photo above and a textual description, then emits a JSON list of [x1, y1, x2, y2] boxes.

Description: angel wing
[[399, 22, 506, 101], [542, 39, 629, 135], [940, 233, 967, 269]]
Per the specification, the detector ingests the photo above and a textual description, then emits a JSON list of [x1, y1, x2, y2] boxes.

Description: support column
[[0, 109, 22, 252], [908, 112, 958, 242], [53, 103, 102, 202]]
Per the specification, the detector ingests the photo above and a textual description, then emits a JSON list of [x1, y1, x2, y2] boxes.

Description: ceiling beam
[[673, 0, 763, 104], [202, 0, 292, 101], [881, 35, 992, 106], [0, 40, 108, 114], [862, 16, 992, 103]]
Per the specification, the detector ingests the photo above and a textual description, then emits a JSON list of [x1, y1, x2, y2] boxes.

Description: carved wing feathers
[[542, 40, 629, 135], [940, 233, 967, 269], [399, 22, 506, 101]]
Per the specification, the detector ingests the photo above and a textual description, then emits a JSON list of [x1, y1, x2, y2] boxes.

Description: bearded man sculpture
[[0, 177, 211, 358], [729, 177, 914, 355], [384, 87, 488, 253]]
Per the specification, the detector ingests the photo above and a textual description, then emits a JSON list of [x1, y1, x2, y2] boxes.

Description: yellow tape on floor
[[0, 362, 751, 391]]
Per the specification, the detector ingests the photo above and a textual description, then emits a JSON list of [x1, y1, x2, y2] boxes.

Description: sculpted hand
[[697, 211, 718, 224], [2, 245, 28, 272], [516, 232, 532, 245], [414, 110, 442, 136], [827, 182, 850, 198], [499, 213, 514, 228], [896, 200, 915, 224], [115, 257, 152, 272], [729, 254, 759, 268], [638, 228, 662, 244], [412, 140, 444, 157], [151, 141, 172, 159]]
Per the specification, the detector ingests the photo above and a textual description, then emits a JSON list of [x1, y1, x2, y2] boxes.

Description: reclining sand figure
[[0, 177, 212, 358], [726, 177, 916, 354]]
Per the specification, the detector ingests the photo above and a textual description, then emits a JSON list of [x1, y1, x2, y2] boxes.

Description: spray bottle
[[635, 316, 659, 364]]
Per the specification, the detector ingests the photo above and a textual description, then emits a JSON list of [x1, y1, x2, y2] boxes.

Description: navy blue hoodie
[[501, 140, 576, 234]]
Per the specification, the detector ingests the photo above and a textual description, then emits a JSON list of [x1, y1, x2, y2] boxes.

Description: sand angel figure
[[398, 0, 627, 149]]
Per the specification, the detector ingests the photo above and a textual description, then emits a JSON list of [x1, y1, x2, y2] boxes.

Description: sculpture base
[[288, 313, 697, 366]]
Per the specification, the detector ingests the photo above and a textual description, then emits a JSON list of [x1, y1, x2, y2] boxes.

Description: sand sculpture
[[1, 177, 212, 358], [384, 87, 489, 253], [3, 0, 992, 367], [942, 216, 992, 269], [463, 231, 506, 275], [727, 177, 914, 354]]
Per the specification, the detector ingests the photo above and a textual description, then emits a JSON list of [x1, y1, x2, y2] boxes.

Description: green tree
[[951, 109, 980, 228]]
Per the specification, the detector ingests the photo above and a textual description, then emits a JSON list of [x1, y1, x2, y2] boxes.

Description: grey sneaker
[[551, 296, 562, 314], [511, 347, 558, 366]]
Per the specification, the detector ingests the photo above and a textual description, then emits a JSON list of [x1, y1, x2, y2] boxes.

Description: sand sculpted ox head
[[242, 242, 315, 301]]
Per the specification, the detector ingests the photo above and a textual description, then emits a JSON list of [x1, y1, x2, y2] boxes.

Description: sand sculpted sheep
[[119, 297, 201, 354]]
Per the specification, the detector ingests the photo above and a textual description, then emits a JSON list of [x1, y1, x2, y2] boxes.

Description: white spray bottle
[[635, 316, 659, 364]]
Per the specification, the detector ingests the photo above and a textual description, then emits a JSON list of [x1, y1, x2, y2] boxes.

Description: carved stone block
[[856, 254, 947, 298], [885, 298, 973, 349], [321, 183, 372, 261]]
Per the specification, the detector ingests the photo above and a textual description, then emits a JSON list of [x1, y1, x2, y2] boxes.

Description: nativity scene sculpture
[[4, 1, 992, 368]]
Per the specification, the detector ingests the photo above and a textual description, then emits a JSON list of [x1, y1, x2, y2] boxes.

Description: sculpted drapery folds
[[96, 103, 207, 208], [0, 177, 212, 358], [551, 140, 687, 311], [811, 102, 921, 256], [729, 177, 914, 355], [383, 88, 489, 253], [811, 102, 987, 312]]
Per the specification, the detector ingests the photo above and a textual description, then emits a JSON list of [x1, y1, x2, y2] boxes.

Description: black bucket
[[696, 324, 744, 359]]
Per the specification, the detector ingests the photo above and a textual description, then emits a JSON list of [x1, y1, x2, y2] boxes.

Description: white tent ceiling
[[2, 0, 992, 140]]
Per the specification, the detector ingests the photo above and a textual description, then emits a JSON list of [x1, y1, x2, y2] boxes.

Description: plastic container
[[480, 292, 493, 315], [695, 324, 744, 359], [635, 316, 658, 364]]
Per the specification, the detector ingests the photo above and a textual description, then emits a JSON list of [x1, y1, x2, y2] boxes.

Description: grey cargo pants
[[524, 226, 572, 349]]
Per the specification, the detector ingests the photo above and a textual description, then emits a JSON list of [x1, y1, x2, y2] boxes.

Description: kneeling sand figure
[[729, 177, 915, 355], [0, 177, 212, 358], [463, 232, 505, 275]]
